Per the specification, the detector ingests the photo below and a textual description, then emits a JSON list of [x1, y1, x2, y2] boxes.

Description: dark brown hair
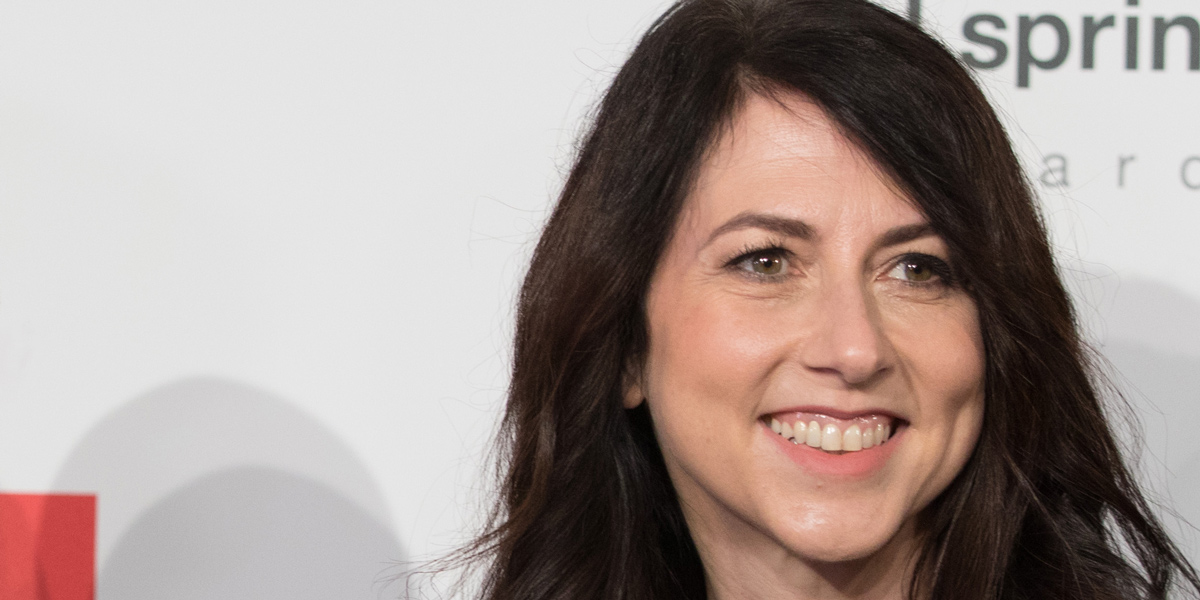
[[459, 0, 1200, 598]]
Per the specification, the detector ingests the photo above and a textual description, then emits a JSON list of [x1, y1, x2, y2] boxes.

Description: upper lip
[[761, 405, 907, 422]]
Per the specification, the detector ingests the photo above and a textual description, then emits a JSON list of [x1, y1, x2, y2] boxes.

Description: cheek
[[639, 284, 792, 481], [644, 286, 787, 413], [887, 299, 985, 411], [938, 318, 985, 421], [887, 300, 987, 493]]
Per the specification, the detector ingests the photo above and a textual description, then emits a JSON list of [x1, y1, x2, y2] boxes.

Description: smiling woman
[[453, 1, 1200, 599], [627, 95, 987, 598]]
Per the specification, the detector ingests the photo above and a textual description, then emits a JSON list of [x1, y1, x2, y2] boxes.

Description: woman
[[456, 0, 1200, 598]]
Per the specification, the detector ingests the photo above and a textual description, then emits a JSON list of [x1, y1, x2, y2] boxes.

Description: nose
[[799, 276, 894, 386]]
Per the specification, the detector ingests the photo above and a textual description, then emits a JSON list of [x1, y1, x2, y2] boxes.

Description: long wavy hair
[[457, 0, 1200, 598]]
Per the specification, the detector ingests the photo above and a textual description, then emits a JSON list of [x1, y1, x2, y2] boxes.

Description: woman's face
[[628, 93, 985, 587]]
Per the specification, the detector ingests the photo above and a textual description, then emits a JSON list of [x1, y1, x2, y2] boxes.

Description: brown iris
[[902, 260, 933, 282], [751, 254, 784, 275]]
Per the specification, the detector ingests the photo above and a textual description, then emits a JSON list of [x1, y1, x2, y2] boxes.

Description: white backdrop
[[0, 0, 1196, 596]]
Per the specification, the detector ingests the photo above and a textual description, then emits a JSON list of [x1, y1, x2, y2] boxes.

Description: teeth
[[805, 421, 821, 447], [820, 424, 842, 451], [843, 425, 862, 451], [768, 416, 897, 453]]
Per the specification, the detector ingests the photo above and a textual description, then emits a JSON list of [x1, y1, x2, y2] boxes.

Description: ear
[[621, 357, 646, 409]]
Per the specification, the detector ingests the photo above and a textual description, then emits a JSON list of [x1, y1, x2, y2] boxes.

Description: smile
[[765, 413, 899, 453]]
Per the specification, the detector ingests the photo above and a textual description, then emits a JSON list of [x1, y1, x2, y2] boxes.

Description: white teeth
[[770, 416, 897, 453], [805, 421, 822, 447], [843, 425, 862, 451], [820, 424, 842, 451]]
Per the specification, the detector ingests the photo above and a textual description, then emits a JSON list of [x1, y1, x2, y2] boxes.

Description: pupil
[[907, 262, 930, 281], [756, 256, 779, 274]]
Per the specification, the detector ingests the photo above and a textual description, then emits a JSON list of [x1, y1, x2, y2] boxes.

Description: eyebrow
[[871, 223, 936, 253], [704, 212, 816, 247], [704, 211, 937, 251]]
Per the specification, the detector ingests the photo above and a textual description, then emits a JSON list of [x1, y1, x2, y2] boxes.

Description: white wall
[[0, 0, 1195, 596]]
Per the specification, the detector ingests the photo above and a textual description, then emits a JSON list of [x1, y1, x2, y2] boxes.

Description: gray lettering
[[963, 15, 1008, 69], [1040, 154, 1070, 188], [1153, 17, 1200, 70], [908, 0, 921, 25], [1183, 157, 1200, 190], [1083, 16, 1116, 69], [1018, 15, 1070, 88], [1127, 17, 1140, 69], [1118, 155, 1136, 188]]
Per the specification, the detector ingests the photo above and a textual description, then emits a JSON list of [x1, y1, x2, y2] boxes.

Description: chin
[[773, 512, 911, 565]]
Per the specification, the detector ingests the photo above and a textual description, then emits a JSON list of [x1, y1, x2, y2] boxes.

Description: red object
[[0, 493, 96, 600]]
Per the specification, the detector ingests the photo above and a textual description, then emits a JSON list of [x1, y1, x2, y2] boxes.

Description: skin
[[624, 93, 986, 600]]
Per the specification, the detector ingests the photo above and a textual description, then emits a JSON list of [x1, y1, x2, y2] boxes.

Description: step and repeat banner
[[0, 0, 1196, 597]]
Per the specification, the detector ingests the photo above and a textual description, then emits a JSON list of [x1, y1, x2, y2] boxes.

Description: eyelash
[[890, 253, 958, 288], [725, 243, 792, 280], [720, 242, 796, 282], [724, 245, 959, 287]]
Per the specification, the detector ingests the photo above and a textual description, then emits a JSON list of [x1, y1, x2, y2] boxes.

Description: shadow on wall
[[51, 377, 405, 599], [1103, 337, 1200, 563], [99, 467, 402, 599], [1080, 275, 1200, 565]]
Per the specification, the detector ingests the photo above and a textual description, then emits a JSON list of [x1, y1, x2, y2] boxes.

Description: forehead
[[682, 92, 921, 235]]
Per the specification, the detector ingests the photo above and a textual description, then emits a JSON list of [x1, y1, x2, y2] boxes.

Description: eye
[[891, 259, 934, 282], [747, 253, 785, 275], [730, 248, 790, 277], [886, 253, 954, 286]]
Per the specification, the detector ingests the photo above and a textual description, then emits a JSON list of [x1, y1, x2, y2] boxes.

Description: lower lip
[[762, 421, 903, 478]]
